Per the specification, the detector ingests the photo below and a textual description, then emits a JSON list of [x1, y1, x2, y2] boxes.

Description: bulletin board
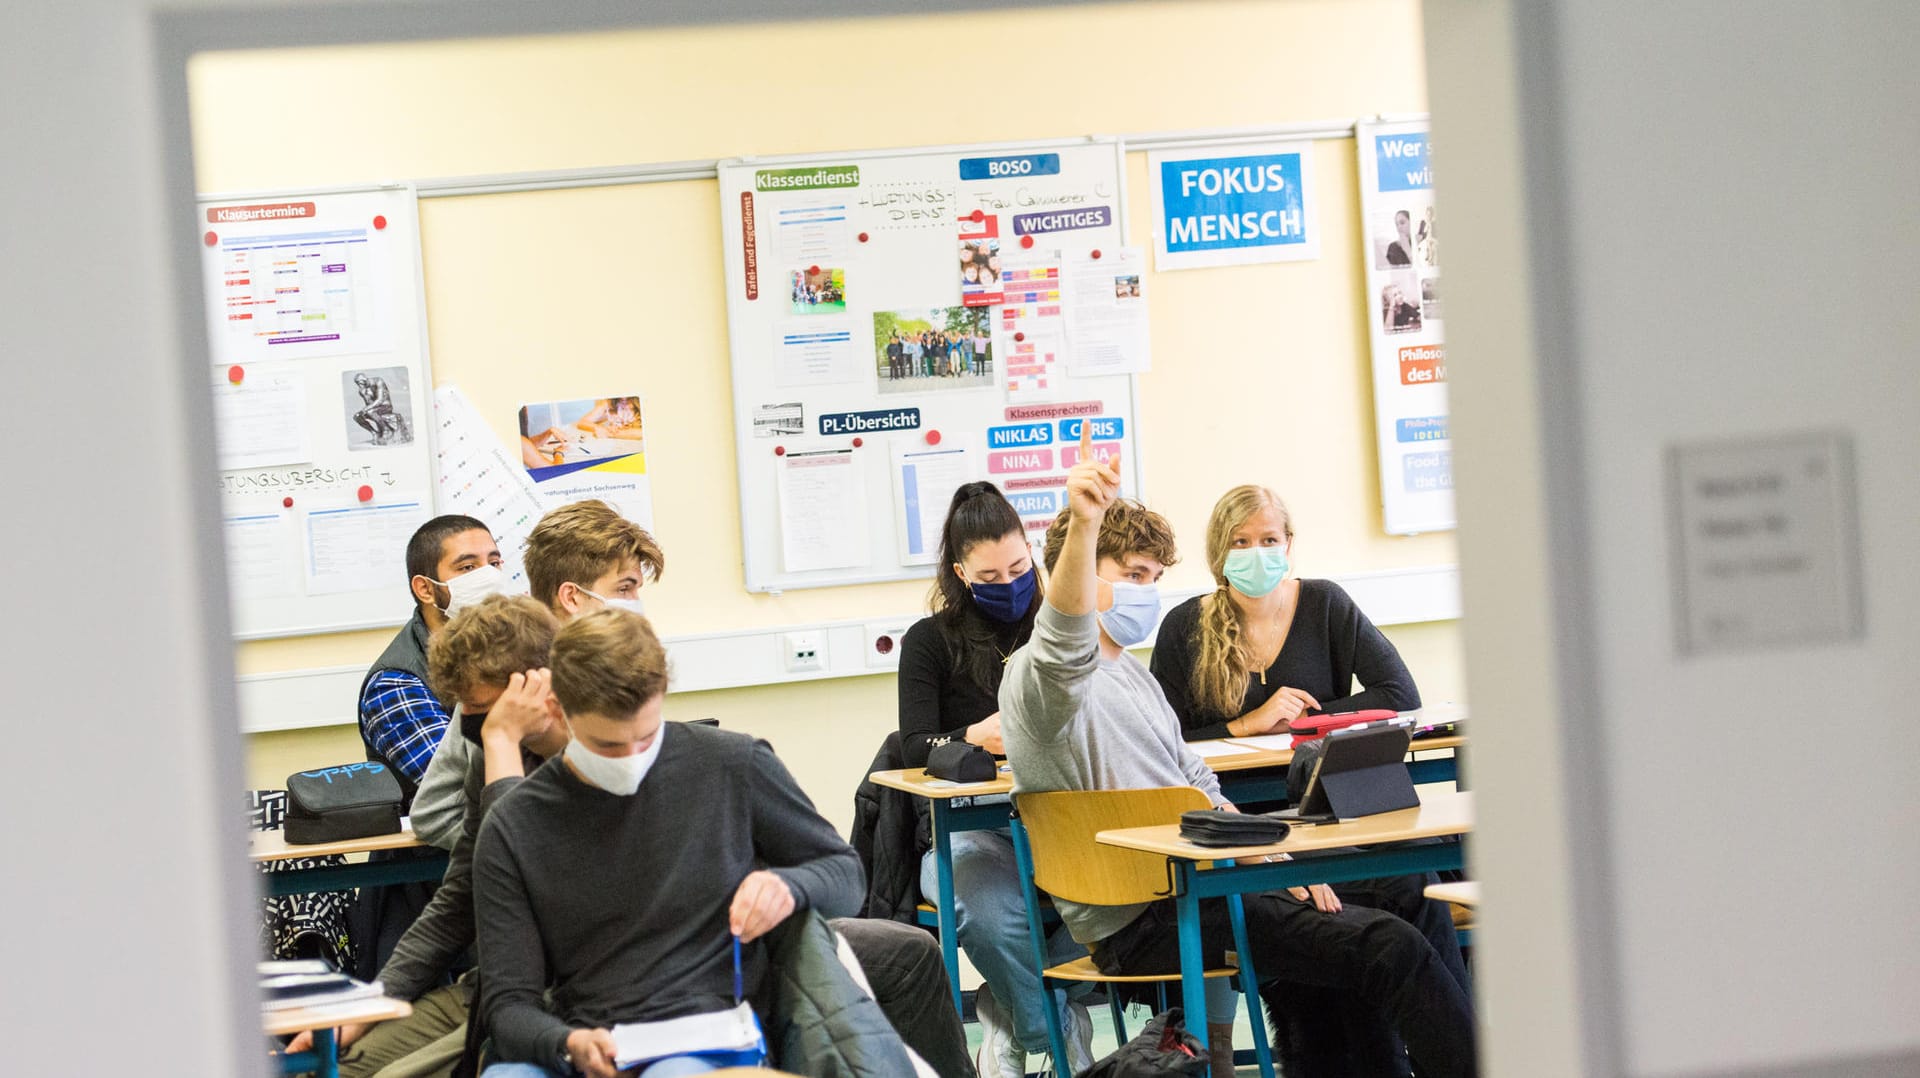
[[201, 184, 438, 638], [717, 140, 1149, 593]]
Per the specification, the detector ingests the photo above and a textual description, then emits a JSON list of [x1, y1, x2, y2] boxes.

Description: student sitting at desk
[[472, 610, 873, 1077], [293, 594, 566, 1078], [1149, 484, 1469, 1067], [896, 482, 1096, 1077], [999, 435, 1478, 1078]]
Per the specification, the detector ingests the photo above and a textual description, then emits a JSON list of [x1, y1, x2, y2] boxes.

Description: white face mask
[[430, 564, 510, 618], [582, 587, 645, 616], [563, 725, 664, 796]]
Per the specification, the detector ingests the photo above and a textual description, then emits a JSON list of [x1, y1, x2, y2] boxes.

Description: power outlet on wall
[[782, 631, 825, 673]]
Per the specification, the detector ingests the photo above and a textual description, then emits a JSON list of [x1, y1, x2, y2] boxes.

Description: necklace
[[1248, 601, 1288, 686]]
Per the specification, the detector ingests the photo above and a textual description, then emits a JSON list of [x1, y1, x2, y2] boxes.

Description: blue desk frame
[[262, 852, 449, 897], [916, 752, 1460, 1013]]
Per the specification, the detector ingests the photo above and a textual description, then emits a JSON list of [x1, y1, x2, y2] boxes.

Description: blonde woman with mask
[[1150, 485, 1419, 741], [1151, 484, 1469, 1076]]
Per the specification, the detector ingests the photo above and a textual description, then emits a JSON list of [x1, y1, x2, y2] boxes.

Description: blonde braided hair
[[1190, 485, 1293, 719]]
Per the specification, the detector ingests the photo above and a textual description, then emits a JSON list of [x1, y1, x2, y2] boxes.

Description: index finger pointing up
[[1078, 417, 1093, 459]]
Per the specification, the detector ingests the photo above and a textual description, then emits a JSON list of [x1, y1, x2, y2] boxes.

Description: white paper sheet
[[774, 197, 854, 265], [224, 512, 298, 601], [1188, 740, 1258, 758], [432, 385, 546, 589], [212, 375, 310, 470], [303, 499, 431, 596], [206, 224, 392, 365], [1064, 246, 1152, 376], [1226, 734, 1296, 751], [773, 319, 858, 387], [776, 448, 870, 573], [892, 438, 975, 565], [994, 249, 1068, 401], [612, 1001, 760, 1068]]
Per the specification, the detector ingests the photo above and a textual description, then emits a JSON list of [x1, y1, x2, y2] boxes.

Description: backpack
[[1082, 1008, 1208, 1077]]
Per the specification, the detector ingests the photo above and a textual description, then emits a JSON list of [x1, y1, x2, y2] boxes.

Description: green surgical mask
[[1223, 547, 1289, 598]]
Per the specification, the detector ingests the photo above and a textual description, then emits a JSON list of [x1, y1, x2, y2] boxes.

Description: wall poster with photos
[[718, 140, 1145, 592], [1356, 119, 1454, 535], [200, 184, 439, 637]]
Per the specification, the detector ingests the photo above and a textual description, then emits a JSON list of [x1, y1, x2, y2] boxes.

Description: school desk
[[1424, 880, 1482, 906], [265, 993, 412, 1078], [868, 735, 1466, 1010], [1094, 789, 1474, 1048], [251, 826, 449, 896]]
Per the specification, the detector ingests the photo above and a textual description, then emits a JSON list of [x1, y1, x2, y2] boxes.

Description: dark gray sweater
[[473, 722, 863, 1071]]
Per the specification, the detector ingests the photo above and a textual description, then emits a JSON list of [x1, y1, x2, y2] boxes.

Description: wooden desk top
[[867, 735, 1465, 800], [1097, 789, 1474, 861], [250, 826, 427, 864], [262, 994, 412, 1037], [1424, 880, 1481, 907]]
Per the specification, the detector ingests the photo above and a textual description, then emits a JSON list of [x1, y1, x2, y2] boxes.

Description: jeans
[[920, 829, 1238, 1054], [480, 1057, 719, 1077], [1093, 887, 1477, 1078]]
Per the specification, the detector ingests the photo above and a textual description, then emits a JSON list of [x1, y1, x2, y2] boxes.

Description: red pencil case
[[1287, 709, 1399, 749]]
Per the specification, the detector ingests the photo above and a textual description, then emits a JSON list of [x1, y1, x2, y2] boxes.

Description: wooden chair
[[1009, 786, 1275, 1077]]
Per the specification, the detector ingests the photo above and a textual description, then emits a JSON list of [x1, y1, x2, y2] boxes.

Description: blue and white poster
[[1356, 119, 1453, 535], [1148, 141, 1320, 270]]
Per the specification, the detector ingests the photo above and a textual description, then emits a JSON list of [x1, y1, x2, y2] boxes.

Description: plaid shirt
[[359, 670, 449, 783]]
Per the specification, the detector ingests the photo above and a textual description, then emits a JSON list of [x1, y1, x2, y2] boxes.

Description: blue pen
[[732, 934, 743, 1003]]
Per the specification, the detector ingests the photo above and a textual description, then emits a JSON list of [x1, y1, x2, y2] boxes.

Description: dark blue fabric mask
[[969, 568, 1037, 624]]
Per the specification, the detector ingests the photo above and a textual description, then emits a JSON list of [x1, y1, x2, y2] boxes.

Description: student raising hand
[[1064, 420, 1122, 523]]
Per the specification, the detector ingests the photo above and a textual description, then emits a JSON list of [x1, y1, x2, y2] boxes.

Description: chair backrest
[[1014, 786, 1211, 906]]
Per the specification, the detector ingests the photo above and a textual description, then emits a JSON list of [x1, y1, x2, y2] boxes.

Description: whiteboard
[[200, 184, 438, 638], [1355, 119, 1455, 535], [717, 140, 1146, 592]]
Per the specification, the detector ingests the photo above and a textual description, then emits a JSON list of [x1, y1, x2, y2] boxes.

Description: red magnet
[[1020, 235, 1034, 249], [857, 232, 870, 243], [227, 365, 245, 385], [1091, 249, 1103, 260], [808, 265, 821, 276], [1014, 331, 1026, 342], [372, 215, 388, 230], [925, 430, 943, 445], [357, 485, 374, 503], [203, 231, 218, 247], [970, 209, 985, 222], [775, 445, 786, 456], [851, 437, 864, 448], [282, 497, 294, 509]]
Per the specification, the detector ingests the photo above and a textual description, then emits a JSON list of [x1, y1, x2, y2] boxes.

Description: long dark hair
[[931, 481, 1040, 696]]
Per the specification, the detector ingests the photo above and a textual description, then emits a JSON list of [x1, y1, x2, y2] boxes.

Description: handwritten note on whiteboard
[[776, 448, 870, 573]]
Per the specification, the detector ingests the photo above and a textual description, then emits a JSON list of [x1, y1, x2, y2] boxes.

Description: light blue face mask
[[1223, 546, 1290, 598], [1099, 579, 1162, 648]]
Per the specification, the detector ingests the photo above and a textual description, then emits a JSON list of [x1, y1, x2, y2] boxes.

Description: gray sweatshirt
[[999, 601, 1225, 944]]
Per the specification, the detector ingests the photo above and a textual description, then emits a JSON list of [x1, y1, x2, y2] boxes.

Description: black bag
[[1083, 1007, 1208, 1076], [285, 762, 404, 844], [925, 740, 997, 782], [1178, 808, 1290, 848]]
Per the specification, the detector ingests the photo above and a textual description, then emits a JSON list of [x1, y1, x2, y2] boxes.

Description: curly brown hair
[[1041, 498, 1179, 574], [524, 499, 665, 609], [426, 594, 560, 703], [550, 608, 670, 719]]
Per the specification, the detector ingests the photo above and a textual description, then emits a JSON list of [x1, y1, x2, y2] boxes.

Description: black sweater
[[1149, 579, 1421, 741], [473, 722, 863, 1071], [896, 613, 1028, 767]]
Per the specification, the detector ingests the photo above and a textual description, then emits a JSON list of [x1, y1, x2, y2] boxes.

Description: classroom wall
[[187, 0, 1461, 830]]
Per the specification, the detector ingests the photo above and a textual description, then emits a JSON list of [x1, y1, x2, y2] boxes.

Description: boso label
[[1008, 490, 1062, 516], [988, 422, 1054, 449], [958, 154, 1062, 181], [1057, 417, 1124, 441], [819, 408, 920, 435]]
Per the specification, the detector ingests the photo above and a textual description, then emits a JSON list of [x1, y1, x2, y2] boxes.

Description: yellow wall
[[191, 0, 1457, 832]]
